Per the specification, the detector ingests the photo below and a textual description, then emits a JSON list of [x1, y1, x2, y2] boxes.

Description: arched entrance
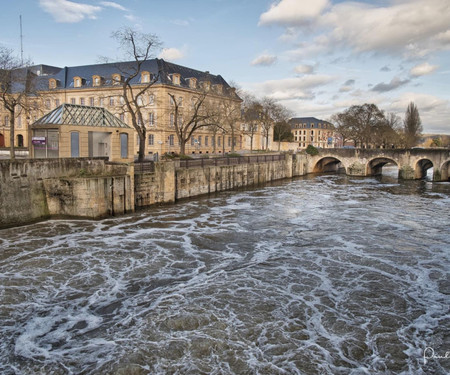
[[313, 157, 344, 173], [0, 133, 4, 147], [367, 158, 398, 176], [415, 159, 433, 179]]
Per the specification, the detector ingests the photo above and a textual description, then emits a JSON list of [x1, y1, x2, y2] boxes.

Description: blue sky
[[1, 0, 449, 134]]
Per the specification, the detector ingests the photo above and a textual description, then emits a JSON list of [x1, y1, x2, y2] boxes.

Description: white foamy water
[[0, 172, 449, 374]]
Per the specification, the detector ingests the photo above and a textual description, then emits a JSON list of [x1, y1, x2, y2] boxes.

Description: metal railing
[[178, 154, 286, 169]]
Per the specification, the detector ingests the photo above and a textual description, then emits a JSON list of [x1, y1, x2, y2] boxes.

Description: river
[[0, 169, 449, 374]]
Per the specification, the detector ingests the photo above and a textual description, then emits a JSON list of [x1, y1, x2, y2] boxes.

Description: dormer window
[[73, 76, 84, 88], [112, 74, 122, 85], [141, 71, 151, 83], [172, 73, 181, 85], [92, 75, 103, 87], [187, 77, 197, 89], [201, 81, 211, 91], [48, 78, 59, 89]]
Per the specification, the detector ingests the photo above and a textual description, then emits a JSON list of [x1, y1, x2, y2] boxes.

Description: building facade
[[289, 117, 338, 149], [0, 59, 242, 157]]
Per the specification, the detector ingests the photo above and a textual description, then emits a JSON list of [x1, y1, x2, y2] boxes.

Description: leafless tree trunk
[[109, 27, 161, 161]]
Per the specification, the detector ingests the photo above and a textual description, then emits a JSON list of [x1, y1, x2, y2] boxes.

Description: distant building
[[289, 117, 338, 149]]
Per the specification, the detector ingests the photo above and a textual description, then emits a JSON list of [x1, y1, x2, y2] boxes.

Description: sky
[[1, 0, 449, 134]]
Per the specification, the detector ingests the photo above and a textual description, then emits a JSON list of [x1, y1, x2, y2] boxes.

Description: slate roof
[[289, 117, 334, 129], [31, 58, 238, 97], [32, 104, 131, 128]]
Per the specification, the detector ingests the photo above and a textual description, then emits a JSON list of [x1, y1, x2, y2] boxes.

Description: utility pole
[[20, 15, 23, 66]]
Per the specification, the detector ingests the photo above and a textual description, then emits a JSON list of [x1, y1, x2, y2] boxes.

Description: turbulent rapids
[[0, 170, 449, 374]]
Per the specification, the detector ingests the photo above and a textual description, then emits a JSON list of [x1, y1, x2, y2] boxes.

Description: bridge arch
[[313, 156, 345, 173], [439, 160, 450, 181], [415, 158, 433, 179], [367, 157, 398, 176]]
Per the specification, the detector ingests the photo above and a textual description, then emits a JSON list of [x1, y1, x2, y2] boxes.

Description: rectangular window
[[99, 98, 104, 107], [148, 134, 154, 146], [198, 136, 202, 146], [169, 134, 174, 146], [170, 113, 174, 127], [55, 99, 60, 107], [149, 94, 154, 105], [89, 97, 94, 106], [120, 133, 128, 158], [218, 136, 221, 146], [70, 98, 76, 105], [120, 113, 125, 122], [80, 98, 85, 106], [71, 132, 80, 157], [228, 137, 231, 147], [45, 99, 51, 109], [191, 137, 195, 146], [169, 96, 175, 106], [149, 112, 154, 126], [205, 136, 209, 146], [17, 116, 22, 128], [109, 97, 115, 106]]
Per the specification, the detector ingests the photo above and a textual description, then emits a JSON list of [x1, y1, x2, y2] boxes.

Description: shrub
[[305, 145, 319, 156]]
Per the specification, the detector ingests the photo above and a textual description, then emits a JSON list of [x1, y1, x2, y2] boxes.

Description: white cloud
[[39, 0, 101, 23], [294, 64, 314, 74], [251, 54, 277, 67], [259, 0, 329, 26], [171, 19, 190, 27], [410, 62, 439, 77], [100, 1, 127, 11], [248, 75, 336, 101], [260, 0, 450, 58], [159, 48, 185, 61]]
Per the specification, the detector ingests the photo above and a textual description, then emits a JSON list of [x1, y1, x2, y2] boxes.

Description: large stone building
[[289, 117, 339, 149], [0, 59, 243, 157]]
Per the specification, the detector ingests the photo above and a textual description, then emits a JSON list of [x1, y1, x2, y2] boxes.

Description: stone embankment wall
[[1, 154, 308, 228], [134, 154, 305, 208], [0, 158, 133, 229]]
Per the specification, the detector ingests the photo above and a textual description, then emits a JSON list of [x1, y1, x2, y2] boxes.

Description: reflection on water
[[0, 171, 449, 374]]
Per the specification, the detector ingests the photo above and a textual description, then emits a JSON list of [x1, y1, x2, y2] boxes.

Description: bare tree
[[260, 97, 280, 150], [216, 96, 241, 153], [404, 102, 422, 148], [109, 27, 162, 161], [168, 89, 217, 156], [238, 93, 258, 152], [0, 46, 35, 159]]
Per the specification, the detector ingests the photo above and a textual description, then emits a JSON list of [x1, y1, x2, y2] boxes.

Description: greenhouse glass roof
[[32, 104, 131, 128]]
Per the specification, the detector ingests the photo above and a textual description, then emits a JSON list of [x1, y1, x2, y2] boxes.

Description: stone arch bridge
[[307, 148, 450, 181]]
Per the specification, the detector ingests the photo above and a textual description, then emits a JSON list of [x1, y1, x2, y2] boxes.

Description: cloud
[[260, 0, 450, 58], [100, 1, 127, 11], [159, 48, 185, 61], [248, 75, 335, 101], [339, 79, 355, 92], [259, 0, 329, 26], [371, 76, 410, 92], [389, 92, 450, 133], [39, 0, 101, 23], [294, 64, 314, 74], [410, 62, 438, 77], [380, 66, 391, 72], [251, 54, 277, 67]]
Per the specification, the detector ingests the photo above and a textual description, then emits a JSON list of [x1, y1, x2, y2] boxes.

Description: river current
[[0, 169, 449, 374]]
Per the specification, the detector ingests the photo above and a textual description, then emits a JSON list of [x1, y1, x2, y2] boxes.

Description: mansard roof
[[289, 117, 334, 129], [36, 59, 239, 98], [32, 104, 131, 128]]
